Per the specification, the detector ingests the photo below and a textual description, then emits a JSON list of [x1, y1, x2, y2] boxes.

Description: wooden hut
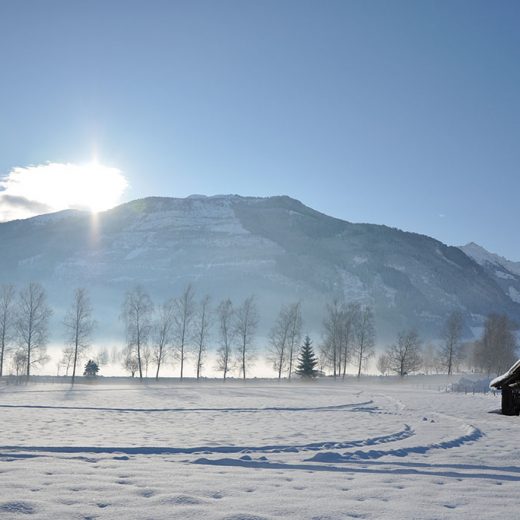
[[490, 360, 520, 416]]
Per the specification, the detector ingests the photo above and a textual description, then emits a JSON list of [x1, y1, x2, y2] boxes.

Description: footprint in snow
[[0, 501, 35, 515], [165, 495, 205, 505], [222, 515, 270, 520]]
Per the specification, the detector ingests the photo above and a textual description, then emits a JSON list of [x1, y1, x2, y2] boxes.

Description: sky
[[0, 0, 519, 259]]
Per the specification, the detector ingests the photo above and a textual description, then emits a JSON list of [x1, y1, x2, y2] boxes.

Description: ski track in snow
[[192, 456, 520, 482], [0, 400, 377, 414], [0, 424, 415, 457], [305, 424, 483, 461]]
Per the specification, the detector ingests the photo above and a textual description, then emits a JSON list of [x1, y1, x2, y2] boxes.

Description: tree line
[[0, 282, 517, 382], [0, 282, 280, 383], [118, 285, 262, 382], [375, 311, 518, 377]]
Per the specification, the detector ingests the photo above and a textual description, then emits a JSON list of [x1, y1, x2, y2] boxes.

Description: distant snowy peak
[[460, 242, 520, 305], [461, 242, 520, 277]]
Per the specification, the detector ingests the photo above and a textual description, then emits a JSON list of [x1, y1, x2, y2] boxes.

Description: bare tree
[[173, 284, 195, 380], [376, 353, 390, 375], [60, 346, 76, 376], [321, 299, 344, 378], [121, 346, 139, 377], [12, 350, 26, 378], [322, 301, 362, 378], [63, 288, 95, 386], [268, 304, 292, 379], [286, 302, 302, 380], [121, 286, 154, 381], [267, 302, 302, 380], [439, 311, 464, 375], [385, 329, 422, 377], [353, 305, 375, 378], [17, 282, 52, 381], [141, 345, 152, 377], [0, 284, 16, 377], [474, 313, 517, 376], [340, 303, 360, 378], [235, 296, 258, 380], [194, 295, 212, 379], [153, 298, 175, 380], [215, 299, 235, 381]]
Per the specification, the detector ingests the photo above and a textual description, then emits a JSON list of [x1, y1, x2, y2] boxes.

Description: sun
[[66, 161, 129, 212], [0, 161, 129, 218]]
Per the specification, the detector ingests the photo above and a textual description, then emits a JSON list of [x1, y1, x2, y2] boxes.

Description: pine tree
[[83, 359, 99, 377], [295, 336, 319, 379]]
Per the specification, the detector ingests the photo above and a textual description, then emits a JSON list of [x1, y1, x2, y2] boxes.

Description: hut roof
[[490, 359, 520, 389]]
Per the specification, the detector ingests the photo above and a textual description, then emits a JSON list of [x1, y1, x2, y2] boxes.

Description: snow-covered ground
[[0, 379, 517, 519]]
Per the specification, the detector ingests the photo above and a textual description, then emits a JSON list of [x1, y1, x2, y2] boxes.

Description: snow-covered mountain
[[1, 195, 518, 341], [460, 242, 520, 305]]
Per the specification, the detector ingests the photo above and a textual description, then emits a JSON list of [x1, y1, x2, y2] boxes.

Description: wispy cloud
[[0, 162, 128, 222]]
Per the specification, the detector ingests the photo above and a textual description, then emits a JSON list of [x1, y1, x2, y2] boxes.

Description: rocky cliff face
[[1, 195, 518, 341]]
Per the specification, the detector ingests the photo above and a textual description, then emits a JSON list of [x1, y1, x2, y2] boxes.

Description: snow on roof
[[490, 359, 520, 389]]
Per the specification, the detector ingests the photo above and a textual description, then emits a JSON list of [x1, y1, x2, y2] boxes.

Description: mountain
[[460, 242, 520, 306], [0, 195, 519, 342]]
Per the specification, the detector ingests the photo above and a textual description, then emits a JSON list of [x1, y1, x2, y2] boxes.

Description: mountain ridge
[[0, 194, 518, 342]]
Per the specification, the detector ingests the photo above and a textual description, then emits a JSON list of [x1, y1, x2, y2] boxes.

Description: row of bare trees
[[376, 311, 518, 377], [1, 281, 294, 382], [0, 283, 53, 381], [120, 292, 380, 380], [319, 301, 376, 378], [0, 283, 99, 385], [119, 285, 261, 381], [267, 302, 302, 380], [376, 312, 466, 377], [471, 313, 518, 376], [2, 281, 517, 382]]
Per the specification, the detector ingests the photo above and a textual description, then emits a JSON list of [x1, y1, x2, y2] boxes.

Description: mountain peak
[[461, 242, 520, 278]]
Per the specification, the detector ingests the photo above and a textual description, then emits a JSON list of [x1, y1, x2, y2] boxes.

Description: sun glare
[[1, 161, 128, 217], [69, 162, 128, 212]]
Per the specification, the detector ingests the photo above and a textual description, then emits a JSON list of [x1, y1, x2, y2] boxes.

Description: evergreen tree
[[83, 359, 99, 377], [295, 336, 319, 379]]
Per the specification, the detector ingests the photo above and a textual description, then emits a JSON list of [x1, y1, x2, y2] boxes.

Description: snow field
[[0, 380, 518, 519]]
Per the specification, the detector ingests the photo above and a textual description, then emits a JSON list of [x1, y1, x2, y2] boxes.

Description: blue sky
[[0, 0, 519, 258]]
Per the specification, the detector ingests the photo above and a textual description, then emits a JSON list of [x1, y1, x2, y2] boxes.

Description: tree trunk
[[180, 344, 184, 381], [242, 343, 246, 380], [196, 349, 202, 380], [155, 352, 162, 381], [0, 336, 4, 378]]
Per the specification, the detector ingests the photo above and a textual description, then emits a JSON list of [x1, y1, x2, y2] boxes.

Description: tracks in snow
[[0, 425, 414, 457], [0, 400, 376, 414], [0, 390, 490, 480]]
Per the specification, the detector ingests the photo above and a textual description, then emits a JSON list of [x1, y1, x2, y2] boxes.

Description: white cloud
[[0, 162, 128, 222]]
